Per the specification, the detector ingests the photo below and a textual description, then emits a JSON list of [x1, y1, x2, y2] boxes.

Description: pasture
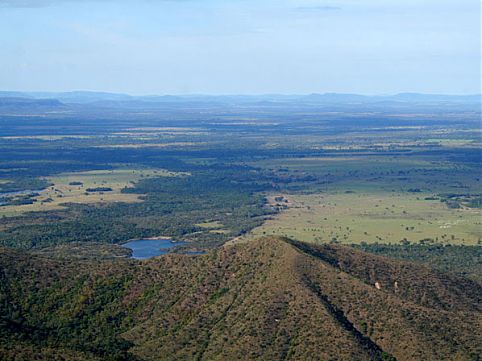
[[0, 168, 185, 216], [249, 191, 481, 245], [246, 155, 481, 245]]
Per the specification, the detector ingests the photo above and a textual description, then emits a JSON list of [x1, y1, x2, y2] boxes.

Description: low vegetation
[[248, 190, 482, 245]]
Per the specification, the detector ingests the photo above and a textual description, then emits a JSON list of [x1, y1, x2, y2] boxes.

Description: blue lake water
[[122, 239, 185, 259]]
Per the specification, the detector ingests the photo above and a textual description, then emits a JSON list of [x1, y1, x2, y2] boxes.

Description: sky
[[0, 0, 480, 95]]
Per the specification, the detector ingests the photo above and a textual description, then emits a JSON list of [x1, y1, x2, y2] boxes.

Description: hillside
[[0, 97, 63, 108], [0, 237, 480, 361]]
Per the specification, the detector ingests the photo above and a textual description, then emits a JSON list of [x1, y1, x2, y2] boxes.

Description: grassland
[[0, 168, 186, 217], [246, 155, 481, 245], [249, 191, 482, 245], [195, 220, 231, 234]]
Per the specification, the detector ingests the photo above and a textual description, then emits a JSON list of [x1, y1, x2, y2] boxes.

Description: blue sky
[[0, 0, 480, 94]]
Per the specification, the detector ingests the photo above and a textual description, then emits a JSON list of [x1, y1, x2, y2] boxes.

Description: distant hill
[[29, 91, 134, 104], [0, 97, 63, 108], [0, 237, 480, 360], [391, 92, 481, 103], [0, 90, 479, 107], [301, 92, 481, 104], [0, 91, 34, 98]]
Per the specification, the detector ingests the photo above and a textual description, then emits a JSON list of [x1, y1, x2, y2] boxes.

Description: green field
[[244, 155, 481, 245], [0, 168, 186, 217], [248, 191, 481, 245]]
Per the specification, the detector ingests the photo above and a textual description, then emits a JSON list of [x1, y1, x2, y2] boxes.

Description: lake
[[122, 239, 186, 259]]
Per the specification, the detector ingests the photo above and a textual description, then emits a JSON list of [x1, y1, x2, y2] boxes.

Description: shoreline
[[120, 236, 173, 245]]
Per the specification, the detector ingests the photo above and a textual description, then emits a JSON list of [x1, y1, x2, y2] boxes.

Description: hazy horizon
[[2, 89, 481, 98]]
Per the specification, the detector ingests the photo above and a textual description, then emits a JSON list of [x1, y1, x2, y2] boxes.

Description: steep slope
[[288, 240, 481, 360], [0, 237, 480, 361]]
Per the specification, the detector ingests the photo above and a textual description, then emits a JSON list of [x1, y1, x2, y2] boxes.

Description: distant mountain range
[[0, 90, 479, 106], [0, 97, 64, 108]]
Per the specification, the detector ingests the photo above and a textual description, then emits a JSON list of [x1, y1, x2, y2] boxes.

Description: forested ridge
[[1, 237, 480, 361]]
